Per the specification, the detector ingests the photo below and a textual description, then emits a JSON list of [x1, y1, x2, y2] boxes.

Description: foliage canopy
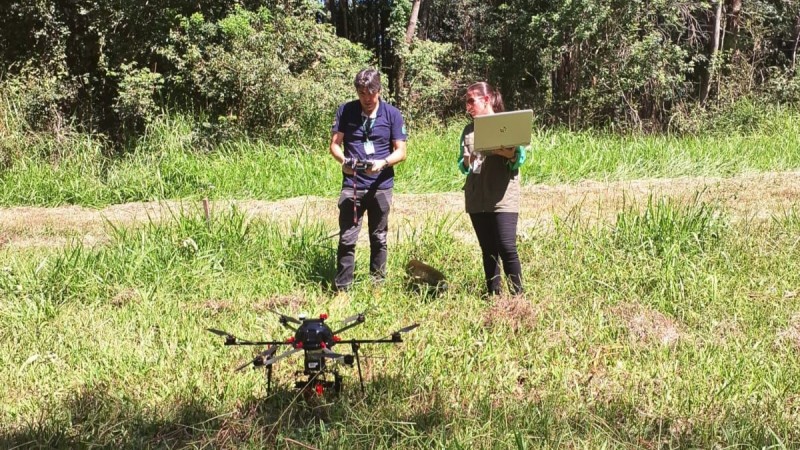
[[1, 0, 799, 142]]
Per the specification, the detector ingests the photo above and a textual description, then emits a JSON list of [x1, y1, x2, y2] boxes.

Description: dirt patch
[[611, 302, 684, 346], [202, 299, 232, 314], [482, 295, 544, 331], [110, 288, 140, 308], [709, 318, 744, 344], [252, 294, 306, 315], [2, 171, 800, 249], [775, 313, 800, 353]]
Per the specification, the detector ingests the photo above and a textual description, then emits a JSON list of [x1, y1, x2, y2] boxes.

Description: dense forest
[[1, 0, 799, 145]]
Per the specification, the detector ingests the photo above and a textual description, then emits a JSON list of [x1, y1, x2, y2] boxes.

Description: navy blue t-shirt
[[332, 100, 407, 190]]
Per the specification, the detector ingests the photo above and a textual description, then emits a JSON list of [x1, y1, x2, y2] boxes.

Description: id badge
[[364, 140, 375, 155]]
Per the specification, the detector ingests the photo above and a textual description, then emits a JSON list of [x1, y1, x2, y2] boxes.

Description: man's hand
[[341, 158, 355, 175], [492, 147, 516, 160], [367, 158, 389, 174]]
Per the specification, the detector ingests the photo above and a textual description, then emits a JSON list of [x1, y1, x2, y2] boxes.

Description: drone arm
[[262, 347, 302, 366], [226, 340, 289, 347], [337, 338, 402, 345], [279, 322, 298, 333], [331, 320, 366, 336], [336, 323, 419, 345]]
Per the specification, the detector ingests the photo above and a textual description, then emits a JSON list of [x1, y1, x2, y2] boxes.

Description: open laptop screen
[[473, 109, 533, 154]]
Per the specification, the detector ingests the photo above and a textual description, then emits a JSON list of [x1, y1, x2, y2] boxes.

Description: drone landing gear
[[352, 342, 365, 393], [295, 371, 343, 397], [266, 364, 273, 394]]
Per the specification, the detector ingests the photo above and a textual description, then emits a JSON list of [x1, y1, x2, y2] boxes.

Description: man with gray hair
[[329, 68, 408, 292]]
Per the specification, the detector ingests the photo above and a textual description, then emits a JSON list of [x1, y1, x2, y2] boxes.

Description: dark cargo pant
[[335, 188, 392, 291]]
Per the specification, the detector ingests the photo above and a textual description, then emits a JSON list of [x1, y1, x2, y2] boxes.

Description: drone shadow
[[7, 377, 789, 448], [0, 383, 347, 449], [0, 384, 222, 449]]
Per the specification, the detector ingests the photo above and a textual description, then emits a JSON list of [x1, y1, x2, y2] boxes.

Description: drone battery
[[304, 354, 325, 374]]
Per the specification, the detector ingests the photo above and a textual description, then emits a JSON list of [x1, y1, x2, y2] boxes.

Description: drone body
[[208, 310, 418, 396]]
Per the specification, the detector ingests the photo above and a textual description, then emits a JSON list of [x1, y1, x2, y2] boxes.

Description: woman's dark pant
[[335, 188, 392, 291], [469, 212, 523, 296]]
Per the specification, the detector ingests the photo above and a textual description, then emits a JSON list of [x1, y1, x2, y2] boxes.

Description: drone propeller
[[267, 308, 302, 325], [262, 347, 302, 367], [340, 306, 374, 327], [392, 323, 420, 335], [334, 307, 375, 335], [207, 328, 238, 344], [207, 328, 233, 337], [386, 323, 420, 342], [234, 359, 255, 372], [234, 345, 279, 372]]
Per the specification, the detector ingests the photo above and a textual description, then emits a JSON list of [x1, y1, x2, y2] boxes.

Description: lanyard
[[362, 116, 373, 142]]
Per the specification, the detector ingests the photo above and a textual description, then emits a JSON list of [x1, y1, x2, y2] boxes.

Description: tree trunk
[[552, 43, 577, 128], [419, 0, 432, 40], [723, 0, 741, 52], [395, 0, 423, 110], [793, 13, 800, 73], [405, 0, 422, 44], [701, 0, 724, 104], [339, 0, 348, 39]]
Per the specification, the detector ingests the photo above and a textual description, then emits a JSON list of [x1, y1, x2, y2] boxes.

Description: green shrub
[[402, 40, 459, 126], [0, 65, 77, 135], [160, 6, 373, 143], [111, 63, 165, 134]]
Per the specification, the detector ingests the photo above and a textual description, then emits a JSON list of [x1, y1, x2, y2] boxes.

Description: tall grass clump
[[613, 194, 725, 258]]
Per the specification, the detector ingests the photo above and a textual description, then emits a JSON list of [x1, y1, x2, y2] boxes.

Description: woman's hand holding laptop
[[491, 147, 516, 160]]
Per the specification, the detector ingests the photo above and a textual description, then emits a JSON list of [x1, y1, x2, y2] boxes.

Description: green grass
[[2, 200, 800, 448], [3, 110, 800, 207]]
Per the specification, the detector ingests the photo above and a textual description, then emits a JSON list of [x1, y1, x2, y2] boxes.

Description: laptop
[[473, 109, 533, 154]]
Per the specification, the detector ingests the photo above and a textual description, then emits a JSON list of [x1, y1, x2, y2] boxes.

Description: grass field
[[1, 197, 800, 448], [2, 110, 800, 206], [2, 110, 800, 448]]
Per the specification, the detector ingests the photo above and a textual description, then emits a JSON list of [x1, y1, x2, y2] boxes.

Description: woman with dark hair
[[458, 82, 526, 297]]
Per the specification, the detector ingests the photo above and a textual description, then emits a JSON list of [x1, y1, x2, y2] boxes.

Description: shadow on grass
[[5, 377, 797, 448], [290, 242, 338, 293], [0, 374, 441, 449], [0, 384, 297, 449], [0, 385, 209, 449]]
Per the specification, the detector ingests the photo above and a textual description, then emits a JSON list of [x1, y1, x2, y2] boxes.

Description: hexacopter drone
[[208, 309, 418, 395]]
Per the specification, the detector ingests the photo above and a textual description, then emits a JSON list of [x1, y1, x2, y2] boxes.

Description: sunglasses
[[466, 96, 484, 105]]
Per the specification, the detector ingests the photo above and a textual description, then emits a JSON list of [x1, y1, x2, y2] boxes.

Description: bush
[[0, 65, 78, 135], [160, 6, 373, 143], [112, 62, 165, 134], [402, 40, 459, 126]]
